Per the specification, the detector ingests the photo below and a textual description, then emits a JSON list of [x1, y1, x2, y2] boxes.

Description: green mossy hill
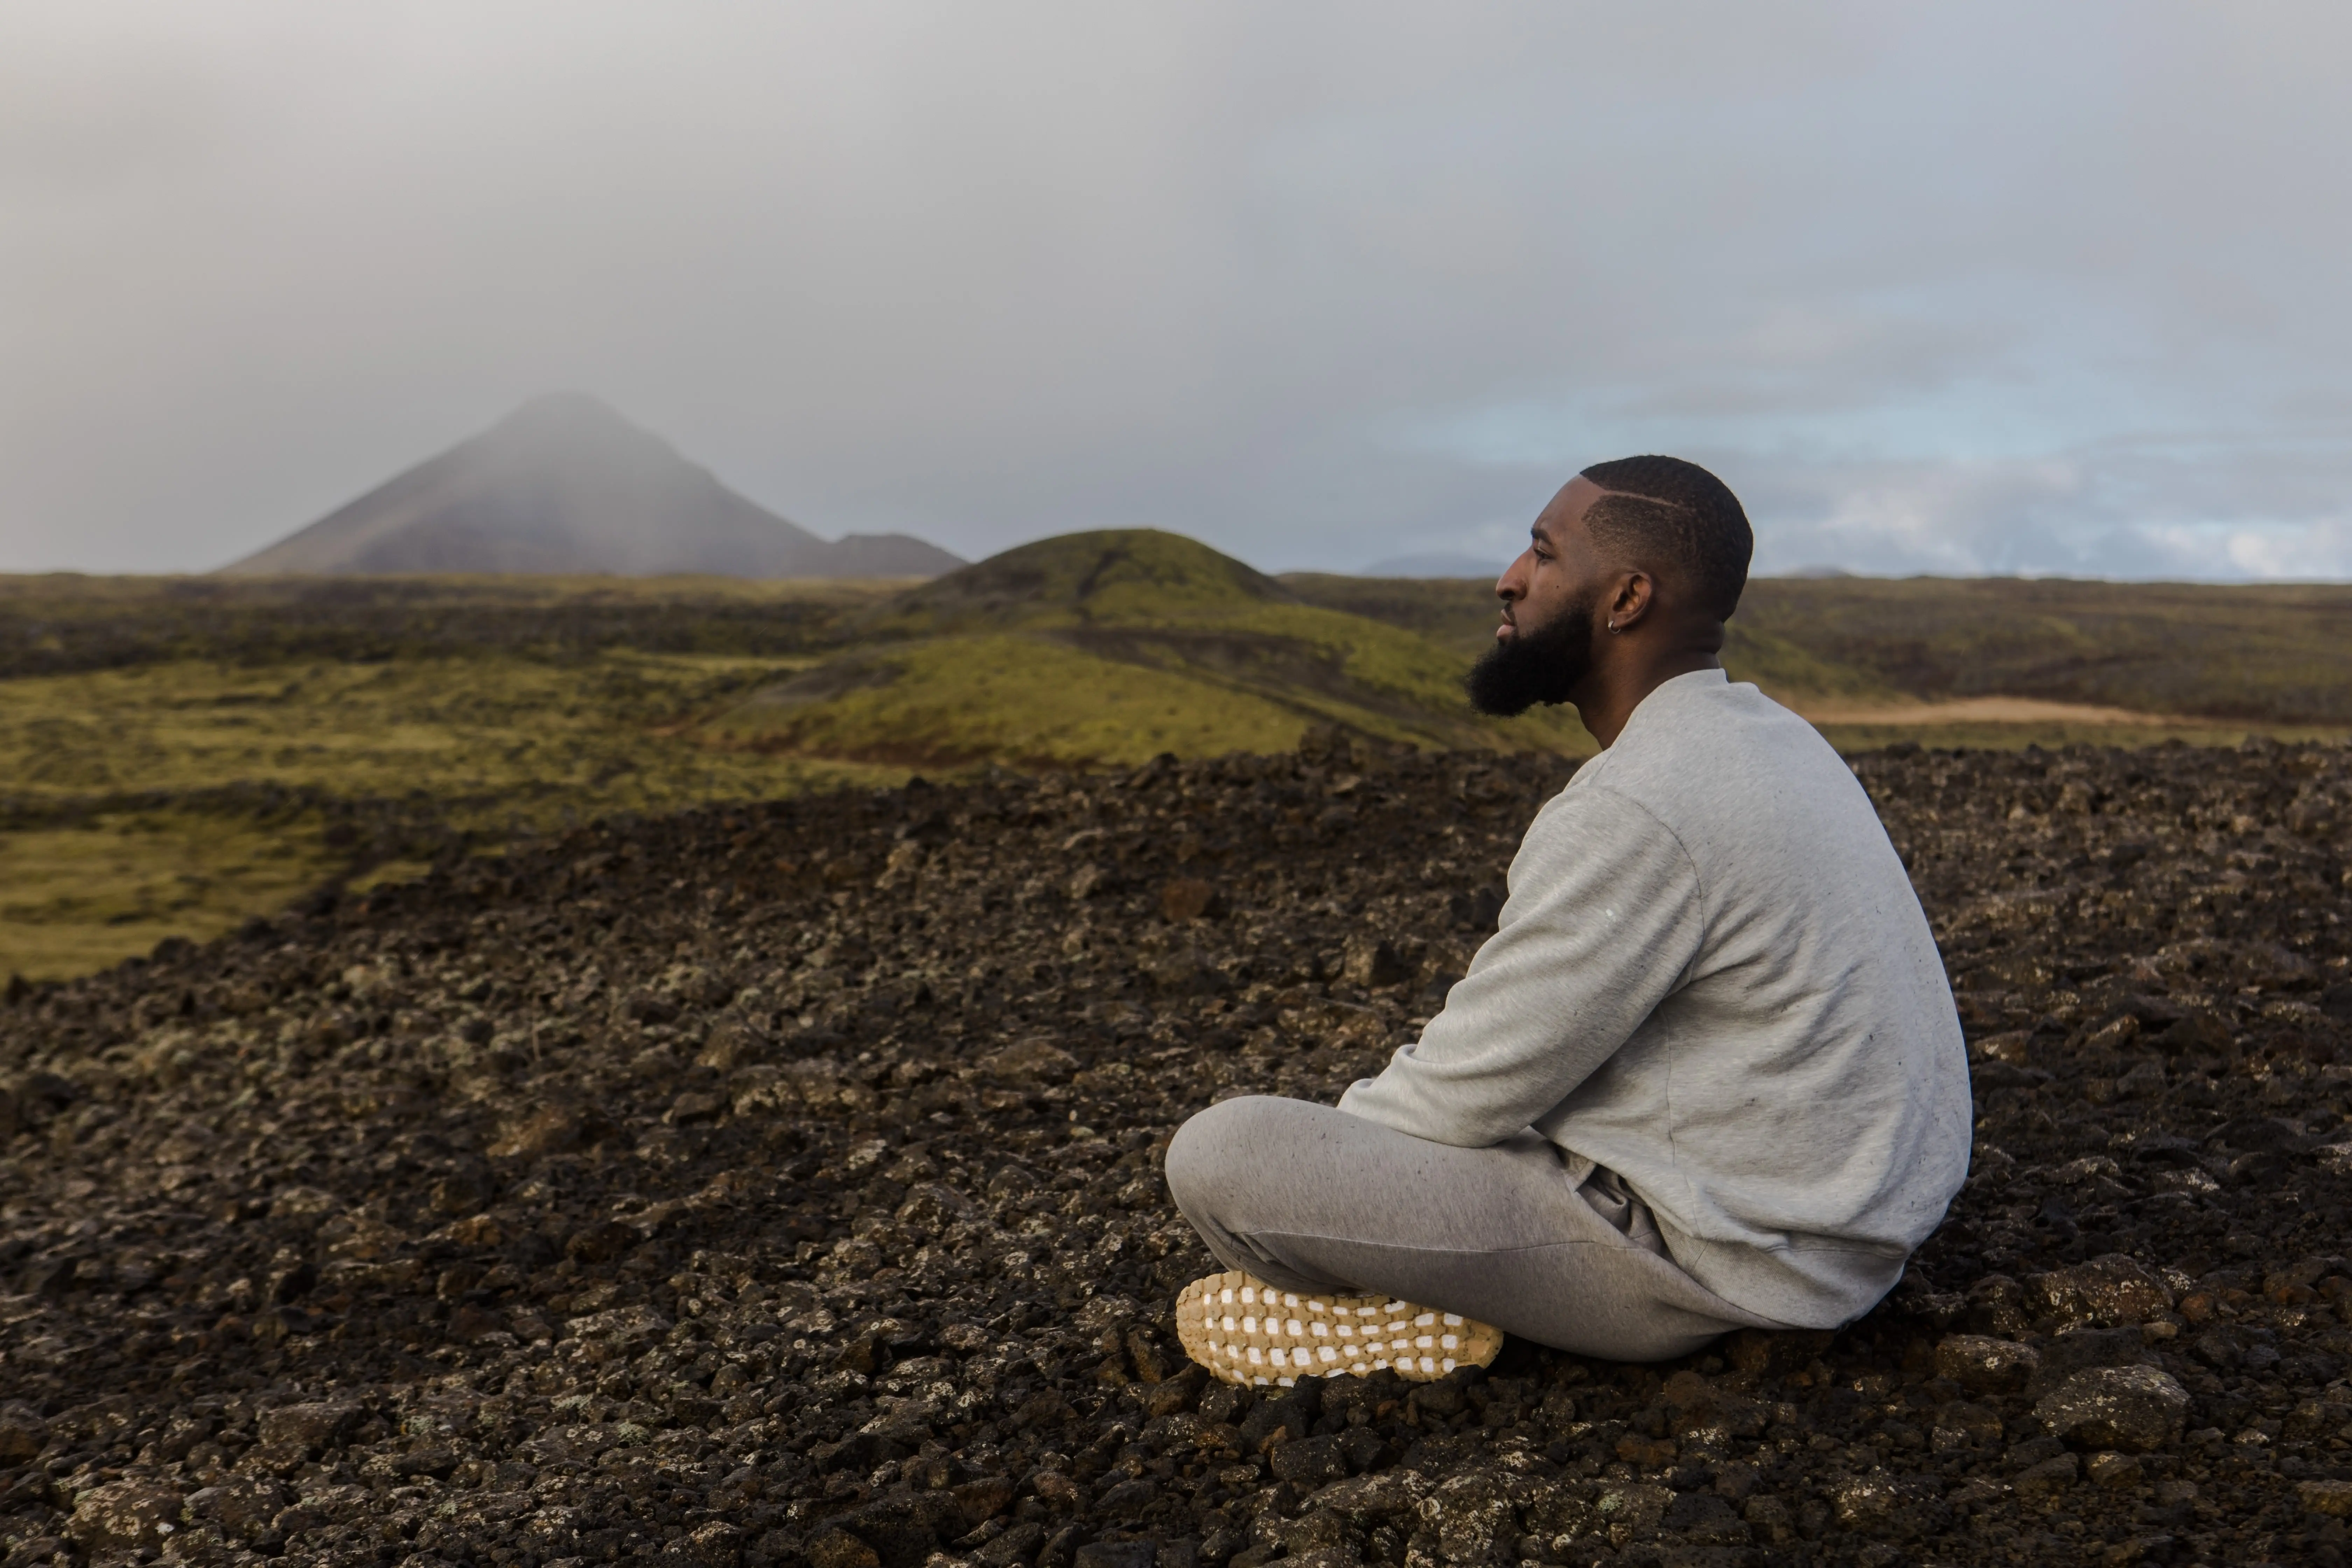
[[865, 528, 1292, 634], [706, 530, 1593, 770]]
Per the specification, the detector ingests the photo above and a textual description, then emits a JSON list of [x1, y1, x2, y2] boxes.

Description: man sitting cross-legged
[[1164, 455, 1970, 1385]]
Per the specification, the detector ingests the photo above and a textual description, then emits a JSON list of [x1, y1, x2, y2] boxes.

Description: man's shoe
[[1175, 1269, 1504, 1387]]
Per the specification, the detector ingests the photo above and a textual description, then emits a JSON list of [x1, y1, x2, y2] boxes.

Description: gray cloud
[[2, 1, 2348, 579]]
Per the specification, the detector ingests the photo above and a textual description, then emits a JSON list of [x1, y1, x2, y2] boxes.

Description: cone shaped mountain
[[220, 393, 962, 579]]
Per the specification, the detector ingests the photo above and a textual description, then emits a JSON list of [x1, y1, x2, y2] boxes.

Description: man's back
[[1341, 669, 1971, 1326]]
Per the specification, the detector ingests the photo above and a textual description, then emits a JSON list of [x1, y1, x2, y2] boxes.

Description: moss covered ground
[[5, 543, 2347, 979], [1289, 570, 2352, 733], [0, 807, 340, 981], [0, 625, 906, 979]]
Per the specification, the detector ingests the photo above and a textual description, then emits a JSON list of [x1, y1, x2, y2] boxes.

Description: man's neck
[[1572, 650, 1722, 748]]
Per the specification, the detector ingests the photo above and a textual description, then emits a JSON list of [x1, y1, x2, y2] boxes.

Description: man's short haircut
[[1577, 455, 1752, 622]]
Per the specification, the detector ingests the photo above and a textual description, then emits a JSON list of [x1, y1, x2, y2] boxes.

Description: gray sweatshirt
[[1339, 669, 1970, 1328]]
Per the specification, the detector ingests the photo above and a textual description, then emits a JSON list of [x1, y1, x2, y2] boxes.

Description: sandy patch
[[1797, 695, 2211, 727]]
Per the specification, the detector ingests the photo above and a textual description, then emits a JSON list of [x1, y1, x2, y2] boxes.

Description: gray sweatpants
[[1163, 1095, 1787, 1363]]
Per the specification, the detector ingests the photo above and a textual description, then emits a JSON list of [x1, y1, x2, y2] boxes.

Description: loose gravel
[[4, 734, 2351, 1568]]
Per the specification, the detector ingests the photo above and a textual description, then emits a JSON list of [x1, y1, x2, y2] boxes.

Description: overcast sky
[[6, 1, 2350, 579]]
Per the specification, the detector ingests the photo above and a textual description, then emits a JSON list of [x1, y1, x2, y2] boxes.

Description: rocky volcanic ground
[[5, 733, 2352, 1568]]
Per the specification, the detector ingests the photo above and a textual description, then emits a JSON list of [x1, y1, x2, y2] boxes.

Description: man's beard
[[1465, 598, 1595, 716]]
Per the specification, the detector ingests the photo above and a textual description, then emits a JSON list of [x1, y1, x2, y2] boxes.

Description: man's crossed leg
[[1166, 1096, 1783, 1366]]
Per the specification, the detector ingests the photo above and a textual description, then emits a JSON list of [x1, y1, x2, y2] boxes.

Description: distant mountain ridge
[[220, 394, 962, 579], [1359, 551, 1505, 579]]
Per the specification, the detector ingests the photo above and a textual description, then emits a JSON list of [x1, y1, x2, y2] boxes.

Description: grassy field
[[1288, 570, 2352, 750], [0, 646, 907, 979], [0, 570, 899, 679], [5, 546, 2347, 980], [0, 648, 896, 807], [0, 577, 925, 979], [0, 805, 341, 981]]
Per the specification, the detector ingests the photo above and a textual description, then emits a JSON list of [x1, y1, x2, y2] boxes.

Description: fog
[[5, 1, 2349, 578]]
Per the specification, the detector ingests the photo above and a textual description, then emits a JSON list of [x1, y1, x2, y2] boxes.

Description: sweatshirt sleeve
[[1336, 783, 1708, 1147]]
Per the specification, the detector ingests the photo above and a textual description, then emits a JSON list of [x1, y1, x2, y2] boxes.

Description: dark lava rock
[[1935, 1332, 2042, 1394], [1266, 1432, 1349, 1487], [2036, 1366, 2194, 1452], [4, 736, 2351, 1567], [0, 1405, 48, 1466], [253, 1398, 362, 1453], [1831, 1468, 1947, 1540], [2028, 1253, 2175, 1327], [63, 1479, 184, 1553]]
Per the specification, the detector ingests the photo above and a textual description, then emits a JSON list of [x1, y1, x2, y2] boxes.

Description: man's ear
[[1605, 571, 1655, 634]]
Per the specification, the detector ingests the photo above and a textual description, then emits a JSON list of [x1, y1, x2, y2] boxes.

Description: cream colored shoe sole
[[1175, 1269, 1504, 1387]]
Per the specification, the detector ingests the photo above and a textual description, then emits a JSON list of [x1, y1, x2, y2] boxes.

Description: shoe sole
[[1175, 1269, 1504, 1387]]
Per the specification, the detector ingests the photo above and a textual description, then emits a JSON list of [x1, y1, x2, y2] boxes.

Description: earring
[[1606, 621, 1620, 634]]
